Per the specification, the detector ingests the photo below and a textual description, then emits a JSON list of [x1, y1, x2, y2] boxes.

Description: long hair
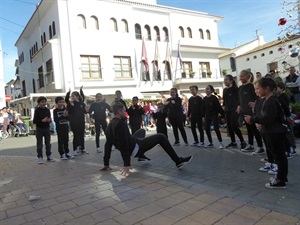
[[170, 88, 179, 98], [71, 91, 83, 102], [225, 74, 237, 88]]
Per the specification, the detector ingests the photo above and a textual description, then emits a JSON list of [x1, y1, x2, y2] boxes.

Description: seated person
[[14, 113, 29, 134]]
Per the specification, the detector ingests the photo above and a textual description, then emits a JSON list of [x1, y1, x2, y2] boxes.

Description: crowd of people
[[2, 66, 299, 189]]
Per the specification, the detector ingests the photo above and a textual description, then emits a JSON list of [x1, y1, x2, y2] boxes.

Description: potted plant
[[207, 70, 212, 77], [222, 69, 227, 75], [189, 71, 195, 78]]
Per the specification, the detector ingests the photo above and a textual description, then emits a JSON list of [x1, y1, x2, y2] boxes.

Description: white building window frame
[[80, 55, 102, 79]]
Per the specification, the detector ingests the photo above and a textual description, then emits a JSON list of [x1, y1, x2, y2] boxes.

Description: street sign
[[5, 95, 12, 102]]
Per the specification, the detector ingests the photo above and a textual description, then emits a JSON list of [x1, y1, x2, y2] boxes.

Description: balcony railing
[[177, 69, 223, 79]]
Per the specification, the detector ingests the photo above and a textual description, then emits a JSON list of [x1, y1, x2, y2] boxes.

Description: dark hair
[[170, 88, 179, 97], [256, 77, 277, 92], [96, 93, 102, 97], [115, 90, 122, 95], [277, 82, 286, 90], [132, 96, 138, 101], [37, 96, 47, 103], [189, 85, 198, 90], [157, 102, 164, 107], [71, 91, 83, 102], [264, 73, 273, 78], [112, 102, 125, 114], [55, 96, 64, 104], [224, 74, 237, 87], [207, 85, 217, 95]]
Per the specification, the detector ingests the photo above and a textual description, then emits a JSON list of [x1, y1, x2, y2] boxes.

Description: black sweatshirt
[[203, 95, 224, 118], [127, 105, 144, 125], [165, 96, 183, 119], [152, 110, 167, 130], [188, 95, 203, 117], [223, 86, 239, 112], [89, 102, 111, 120], [33, 107, 51, 128], [251, 95, 287, 134], [238, 83, 258, 115], [67, 101, 86, 124], [278, 93, 291, 117], [54, 107, 69, 127], [104, 117, 136, 166]]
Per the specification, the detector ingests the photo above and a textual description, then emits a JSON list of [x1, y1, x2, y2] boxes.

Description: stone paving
[[0, 129, 300, 225]]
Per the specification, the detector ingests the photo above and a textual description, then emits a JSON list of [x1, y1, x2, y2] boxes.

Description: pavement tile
[[264, 211, 299, 224], [194, 192, 223, 204], [49, 200, 77, 214], [0, 201, 18, 212], [91, 197, 119, 210], [173, 217, 205, 225], [138, 213, 177, 225], [114, 209, 149, 225], [23, 207, 53, 222], [133, 202, 166, 217], [0, 214, 26, 225], [234, 204, 271, 220], [5, 204, 35, 217], [43, 211, 74, 225], [204, 201, 237, 216], [189, 208, 224, 225], [161, 205, 193, 221], [68, 203, 98, 218], [218, 197, 245, 208], [90, 206, 121, 222], [216, 212, 256, 225], [0, 210, 7, 220], [64, 214, 98, 225], [112, 199, 146, 213], [2, 193, 27, 204], [72, 195, 99, 206]]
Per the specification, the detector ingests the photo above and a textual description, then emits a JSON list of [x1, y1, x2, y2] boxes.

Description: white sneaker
[[197, 142, 205, 147], [47, 155, 55, 162], [73, 149, 81, 156], [61, 153, 68, 160], [219, 143, 225, 149], [97, 147, 102, 153], [37, 157, 43, 164], [268, 164, 278, 175], [81, 149, 89, 154]]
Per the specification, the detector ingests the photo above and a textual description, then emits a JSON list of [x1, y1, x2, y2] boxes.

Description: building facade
[[13, 0, 228, 114]]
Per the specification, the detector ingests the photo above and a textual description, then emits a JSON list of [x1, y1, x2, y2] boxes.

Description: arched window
[[49, 25, 52, 39], [35, 42, 38, 52], [187, 27, 192, 38], [141, 61, 150, 81], [90, 16, 99, 30], [152, 60, 161, 81], [77, 14, 86, 29], [154, 26, 160, 41], [163, 61, 171, 80], [199, 29, 204, 39], [162, 27, 169, 42], [110, 18, 118, 32], [121, 19, 128, 33], [135, 23, 142, 40], [32, 79, 36, 93], [41, 35, 43, 46], [206, 29, 211, 40], [230, 57, 236, 72], [179, 26, 184, 38], [52, 21, 56, 36], [43, 32, 46, 44], [144, 25, 151, 40]]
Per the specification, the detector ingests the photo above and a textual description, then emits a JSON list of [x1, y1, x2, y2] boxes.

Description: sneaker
[[173, 142, 180, 146], [97, 147, 102, 153], [226, 142, 238, 148], [270, 176, 288, 183], [290, 147, 297, 156], [66, 153, 74, 159], [138, 155, 151, 162], [190, 142, 199, 146], [61, 154, 68, 160], [252, 147, 265, 155], [241, 144, 254, 152], [73, 148, 81, 156], [265, 178, 286, 189], [260, 158, 268, 163], [206, 143, 213, 148], [286, 152, 293, 159], [176, 156, 193, 169], [197, 142, 205, 147], [268, 164, 278, 175], [81, 149, 89, 154], [47, 155, 55, 162], [240, 142, 247, 150], [37, 157, 43, 164], [219, 143, 225, 149], [184, 142, 189, 146], [259, 162, 272, 172]]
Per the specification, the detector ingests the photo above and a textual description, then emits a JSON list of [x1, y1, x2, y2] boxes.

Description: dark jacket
[[33, 107, 51, 129], [165, 96, 183, 119], [67, 101, 86, 124], [238, 83, 258, 115], [285, 74, 300, 94], [203, 95, 224, 118], [89, 102, 111, 121], [127, 105, 144, 125], [223, 86, 239, 112], [54, 107, 69, 127], [104, 118, 137, 166], [152, 110, 167, 132], [188, 95, 203, 117]]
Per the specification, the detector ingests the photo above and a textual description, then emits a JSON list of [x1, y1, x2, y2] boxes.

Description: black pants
[[56, 125, 69, 155], [205, 114, 222, 143], [70, 122, 85, 151], [261, 133, 274, 163], [266, 133, 288, 182], [226, 111, 244, 143], [156, 124, 168, 139], [190, 114, 204, 143], [36, 127, 51, 158], [244, 121, 263, 147], [130, 122, 142, 135], [95, 119, 107, 148], [136, 133, 180, 163], [169, 116, 187, 143]]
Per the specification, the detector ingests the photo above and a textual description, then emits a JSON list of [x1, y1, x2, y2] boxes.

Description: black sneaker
[[190, 142, 199, 146], [173, 141, 180, 146], [66, 153, 74, 159], [265, 178, 286, 189], [226, 142, 238, 148], [241, 144, 254, 152], [286, 152, 293, 159], [290, 147, 297, 156], [240, 142, 247, 150], [176, 156, 193, 169], [206, 143, 213, 148], [138, 156, 151, 162]]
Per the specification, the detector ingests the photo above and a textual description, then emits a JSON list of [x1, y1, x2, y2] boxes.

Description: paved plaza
[[0, 129, 299, 225]]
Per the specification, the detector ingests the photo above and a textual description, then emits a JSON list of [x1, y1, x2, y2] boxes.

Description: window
[[187, 27, 192, 38], [179, 26, 184, 38], [141, 60, 149, 81], [52, 21, 56, 36], [77, 14, 86, 29], [110, 18, 118, 32], [154, 26, 160, 41], [152, 60, 161, 81], [261, 53, 265, 57], [288, 44, 293, 48], [114, 56, 132, 78], [35, 42, 38, 52], [46, 59, 54, 84], [43, 32, 46, 44], [163, 61, 171, 80], [22, 80, 26, 97], [144, 25, 151, 40], [199, 29, 204, 39], [49, 25, 52, 39], [162, 27, 169, 42], [41, 35, 44, 46], [253, 55, 257, 59], [206, 30, 211, 40], [38, 66, 44, 89], [121, 19, 128, 33], [182, 61, 192, 78], [80, 55, 102, 79], [135, 23, 142, 40], [199, 62, 211, 78], [90, 16, 99, 30], [32, 79, 36, 93], [230, 57, 236, 72], [269, 50, 273, 54], [246, 58, 250, 61]]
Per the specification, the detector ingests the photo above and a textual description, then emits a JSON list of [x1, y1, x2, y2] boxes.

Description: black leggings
[[169, 116, 187, 143], [136, 133, 180, 163], [244, 121, 263, 147], [226, 111, 244, 143], [95, 119, 107, 148], [205, 114, 222, 143], [70, 122, 85, 151], [190, 114, 204, 143]]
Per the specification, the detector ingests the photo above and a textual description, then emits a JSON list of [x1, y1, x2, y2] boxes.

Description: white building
[[13, 0, 228, 114], [0, 41, 6, 108]]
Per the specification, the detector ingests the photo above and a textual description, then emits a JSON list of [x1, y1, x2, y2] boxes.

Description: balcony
[[174, 69, 224, 85]]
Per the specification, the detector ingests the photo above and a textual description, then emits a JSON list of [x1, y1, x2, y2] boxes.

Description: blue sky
[[0, 0, 292, 82]]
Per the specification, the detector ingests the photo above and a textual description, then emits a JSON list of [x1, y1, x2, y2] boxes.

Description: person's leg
[[169, 118, 179, 143], [252, 123, 263, 147], [44, 128, 52, 157], [204, 116, 213, 143], [176, 117, 188, 143], [79, 122, 85, 150], [137, 133, 180, 163], [71, 124, 79, 150], [245, 122, 254, 146], [231, 111, 245, 143], [196, 116, 204, 143], [63, 126, 70, 154], [36, 128, 43, 158], [262, 133, 274, 163], [212, 115, 222, 142], [57, 128, 64, 156], [226, 112, 236, 143], [190, 116, 198, 143], [95, 119, 101, 148]]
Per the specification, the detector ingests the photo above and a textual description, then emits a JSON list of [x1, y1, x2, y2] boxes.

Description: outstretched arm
[[80, 86, 85, 102]]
